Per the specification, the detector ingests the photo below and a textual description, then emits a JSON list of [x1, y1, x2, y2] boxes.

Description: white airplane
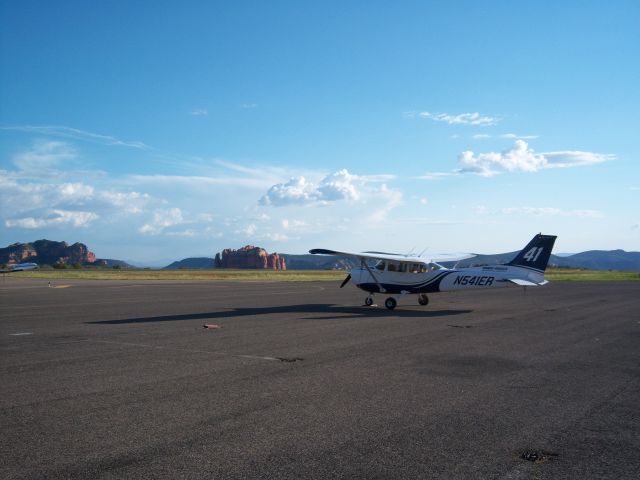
[[0, 262, 38, 273], [310, 233, 557, 310]]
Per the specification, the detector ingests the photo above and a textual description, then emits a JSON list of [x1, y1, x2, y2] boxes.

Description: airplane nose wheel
[[364, 296, 374, 306], [418, 294, 429, 306], [384, 297, 397, 310]]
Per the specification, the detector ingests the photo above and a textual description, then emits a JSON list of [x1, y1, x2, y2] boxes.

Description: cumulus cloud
[[5, 209, 99, 229], [419, 111, 499, 126], [458, 140, 614, 177], [0, 171, 151, 220], [260, 169, 362, 206], [139, 208, 184, 235], [12, 140, 76, 172], [458, 140, 548, 176], [419, 140, 615, 179]]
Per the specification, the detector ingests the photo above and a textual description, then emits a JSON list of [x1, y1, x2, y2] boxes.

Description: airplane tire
[[385, 297, 397, 310], [365, 297, 374, 306], [418, 294, 429, 306]]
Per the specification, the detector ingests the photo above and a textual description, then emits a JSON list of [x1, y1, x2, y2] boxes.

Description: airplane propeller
[[340, 274, 352, 288]]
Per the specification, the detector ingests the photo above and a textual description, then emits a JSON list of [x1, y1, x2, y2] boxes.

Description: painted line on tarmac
[[88, 339, 280, 362], [9, 332, 33, 336]]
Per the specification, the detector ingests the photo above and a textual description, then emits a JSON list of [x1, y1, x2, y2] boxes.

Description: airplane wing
[[309, 249, 425, 263]]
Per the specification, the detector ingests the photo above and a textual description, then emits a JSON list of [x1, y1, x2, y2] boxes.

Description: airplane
[[309, 233, 557, 310], [0, 262, 38, 273]]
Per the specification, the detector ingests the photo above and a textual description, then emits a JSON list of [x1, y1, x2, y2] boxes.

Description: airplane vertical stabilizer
[[507, 234, 557, 272]]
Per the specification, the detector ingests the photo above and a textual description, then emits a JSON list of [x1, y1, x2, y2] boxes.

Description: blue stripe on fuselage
[[356, 271, 453, 294]]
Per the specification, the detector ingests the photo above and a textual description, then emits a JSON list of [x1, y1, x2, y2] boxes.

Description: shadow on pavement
[[88, 304, 472, 324]]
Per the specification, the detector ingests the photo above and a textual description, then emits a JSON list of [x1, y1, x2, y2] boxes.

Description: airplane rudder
[[508, 234, 557, 271]]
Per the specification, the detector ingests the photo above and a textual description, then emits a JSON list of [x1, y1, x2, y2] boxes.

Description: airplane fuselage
[[310, 233, 557, 310], [350, 264, 544, 294]]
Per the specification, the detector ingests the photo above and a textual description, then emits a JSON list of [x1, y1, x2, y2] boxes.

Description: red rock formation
[[214, 245, 286, 270], [0, 240, 98, 266]]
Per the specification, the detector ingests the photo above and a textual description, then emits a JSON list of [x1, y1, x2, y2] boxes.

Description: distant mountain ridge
[[164, 257, 216, 269], [3, 240, 637, 271], [552, 250, 640, 272], [163, 250, 640, 272]]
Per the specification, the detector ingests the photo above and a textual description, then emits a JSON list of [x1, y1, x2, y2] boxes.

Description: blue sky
[[1, 1, 638, 265]]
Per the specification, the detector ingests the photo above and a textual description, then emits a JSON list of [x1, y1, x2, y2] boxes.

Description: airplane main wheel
[[385, 297, 397, 310], [418, 294, 429, 306], [365, 296, 374, 306]]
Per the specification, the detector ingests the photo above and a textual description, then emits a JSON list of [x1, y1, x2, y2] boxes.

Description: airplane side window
[[411, 263, 421, 273], [420, 265, 427, 273], [387, 263, 397, 272], [398, 263, 407, 273], [375, 261, 386, 271]]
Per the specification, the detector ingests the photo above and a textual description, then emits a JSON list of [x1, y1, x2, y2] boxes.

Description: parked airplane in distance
[[0, 262, 38, 273], [310, 233, 557, 310]]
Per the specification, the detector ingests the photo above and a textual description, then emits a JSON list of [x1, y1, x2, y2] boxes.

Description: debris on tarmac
[[203, 324, 223, 329]]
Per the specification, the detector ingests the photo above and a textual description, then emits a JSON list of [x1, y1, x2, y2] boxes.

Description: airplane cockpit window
[[374, 260, 386, 271], [410, 263, 427, 273], [428, 263, 442, 271]]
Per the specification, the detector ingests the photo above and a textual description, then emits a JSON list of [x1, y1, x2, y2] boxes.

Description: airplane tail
[[507, 234, 557, 272]]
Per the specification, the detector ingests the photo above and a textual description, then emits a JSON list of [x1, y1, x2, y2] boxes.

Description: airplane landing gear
[[418, 294, 429, 306], [364, 296, 374, 306], [384, 297, 397, 310]]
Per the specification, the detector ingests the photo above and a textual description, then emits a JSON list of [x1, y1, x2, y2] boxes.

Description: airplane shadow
[[88, 304, 472, 325]]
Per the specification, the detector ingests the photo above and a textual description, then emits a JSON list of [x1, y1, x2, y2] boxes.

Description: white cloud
[[139, 208, 184, 235], [0, 171, 151, 220], [5, 209, 99, 229], [472, 134, 491, 139], [500, 133, 539, 140], [13, 140, 76, 172], [316, 169, 361, 201], [500, 207, 604, 218], [459, 140, 548, 176], [260, 169, 364, 206], [415, 172, 457, 180], [422, 140, 615, 178], [260, 176, 319, 206], [166, 229, 197, 237], [419, 111, 499, 126], [366, 184, 403, 224], [189, 109, 208, 116], [242, 223, 257, 236], [240, 103, 258, 109], [129, 173, 271, 189], [543, 150, 616, 169], [281, 219, 306, 230]]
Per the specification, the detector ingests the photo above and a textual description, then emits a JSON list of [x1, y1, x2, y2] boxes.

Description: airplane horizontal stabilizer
[[506, 278, 546, 286]]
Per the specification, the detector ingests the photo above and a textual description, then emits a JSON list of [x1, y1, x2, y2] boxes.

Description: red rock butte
[[0, 240, 97, 266], [214, 245, 286, 270]]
